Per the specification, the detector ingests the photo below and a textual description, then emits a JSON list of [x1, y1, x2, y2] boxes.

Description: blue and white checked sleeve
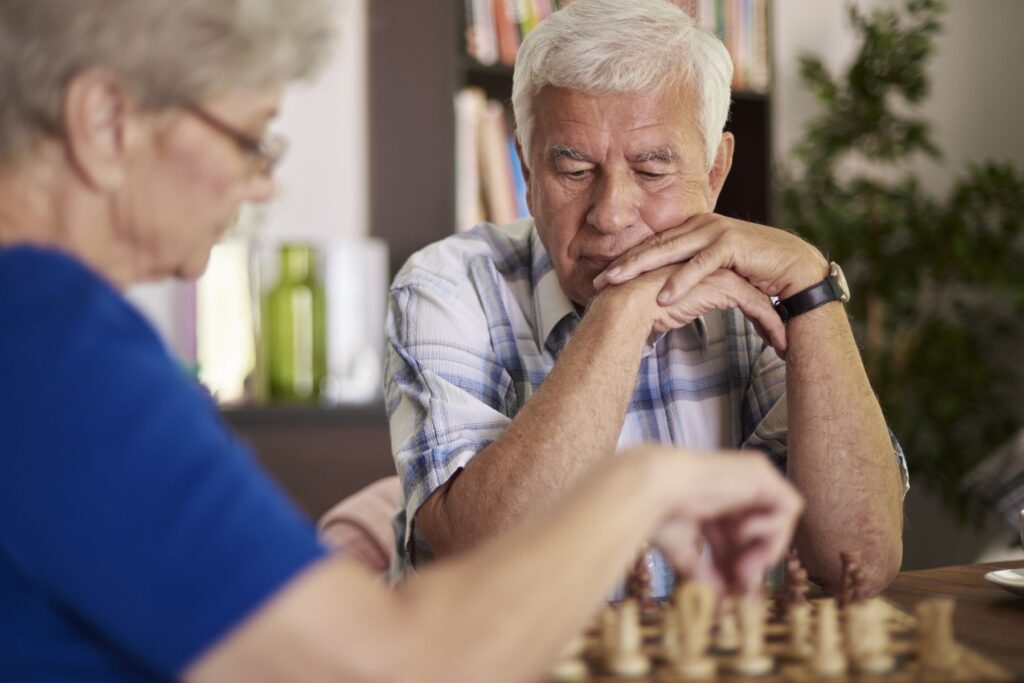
[[385, 271, 515, 561]]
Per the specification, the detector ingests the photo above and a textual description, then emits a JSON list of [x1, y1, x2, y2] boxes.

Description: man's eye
[[639, 171, 665, 180], [563, 169, 591, 179]]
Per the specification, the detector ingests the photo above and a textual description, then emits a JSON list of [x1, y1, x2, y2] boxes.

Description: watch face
[[829, 262, 850, 303]]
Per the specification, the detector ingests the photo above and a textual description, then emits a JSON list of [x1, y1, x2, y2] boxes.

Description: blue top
[[0, 246, 326, 681]]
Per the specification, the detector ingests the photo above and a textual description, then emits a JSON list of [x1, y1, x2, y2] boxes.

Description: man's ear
[[514, 135, 533, 214], [62, 69, 137, 191], [707, 131, 735, 210]]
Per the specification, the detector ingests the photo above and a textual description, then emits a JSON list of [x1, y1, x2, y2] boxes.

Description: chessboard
[[545, 591, 1014, 683]]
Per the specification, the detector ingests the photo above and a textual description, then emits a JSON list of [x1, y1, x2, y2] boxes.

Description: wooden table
[[882, 561, 1024, 677]]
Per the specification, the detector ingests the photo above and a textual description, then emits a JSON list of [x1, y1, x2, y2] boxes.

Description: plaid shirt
[[385, 220, 909, 593]]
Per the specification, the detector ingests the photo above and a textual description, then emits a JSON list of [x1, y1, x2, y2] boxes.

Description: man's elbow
[[821, 535, 903, 598], [860, 534, 903, 597], [415, 482, 467, 558], [809, 531, 903, 598], [415, 500, 449, 557]]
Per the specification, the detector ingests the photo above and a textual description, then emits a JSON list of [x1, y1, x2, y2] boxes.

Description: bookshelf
[[369, 0, 774, 276]]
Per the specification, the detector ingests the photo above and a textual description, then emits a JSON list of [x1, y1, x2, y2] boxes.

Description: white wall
[[129, 0, 369, 355], [773, 0, 1024, 196], [262, 0, 368, 242]]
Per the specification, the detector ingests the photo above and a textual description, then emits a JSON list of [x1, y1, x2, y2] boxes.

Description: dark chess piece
[[838, 550, 864, 607], [784, 548, 810, 606], [625, 549, 653, 606]]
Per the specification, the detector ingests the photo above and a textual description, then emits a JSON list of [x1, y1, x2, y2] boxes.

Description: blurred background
[[128, 0, 1024, 571]]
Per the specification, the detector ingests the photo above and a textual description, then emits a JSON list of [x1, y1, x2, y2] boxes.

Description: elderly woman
[[0, 1, 802, 681]]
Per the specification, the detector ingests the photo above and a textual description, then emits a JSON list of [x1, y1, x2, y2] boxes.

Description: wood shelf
[[222, 403, 394, 519]]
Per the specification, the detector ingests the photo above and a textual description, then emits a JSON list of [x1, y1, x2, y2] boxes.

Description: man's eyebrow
[[547, 145, 593, 163], [631, 148, 678, 163]]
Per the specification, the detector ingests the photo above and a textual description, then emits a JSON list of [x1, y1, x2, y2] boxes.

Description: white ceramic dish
[[984, 568, 1024, 598]]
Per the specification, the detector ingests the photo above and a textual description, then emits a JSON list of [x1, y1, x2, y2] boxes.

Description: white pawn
[[731, 593, 773, 676], [605, 599, 650, 678], [787, 601, 813, 659], [672, 581, 717, 679], [600, 606, 618, 657], [661, 605, 682, 664], [714, 596, 741, 652], [916, 598, 961, 673], [848, 598, 895, 675], [811, 598, 847, 677], [548, 634, 588, 682]]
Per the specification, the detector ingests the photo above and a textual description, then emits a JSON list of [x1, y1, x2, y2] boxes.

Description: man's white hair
[[512, 0, 733, 172]]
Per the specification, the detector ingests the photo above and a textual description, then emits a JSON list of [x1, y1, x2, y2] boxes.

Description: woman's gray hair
[[0, 0, 335, 164], [512, 0, 733, 172]]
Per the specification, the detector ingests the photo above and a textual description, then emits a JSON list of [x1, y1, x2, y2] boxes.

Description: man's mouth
[[581, 254, 619, 269]]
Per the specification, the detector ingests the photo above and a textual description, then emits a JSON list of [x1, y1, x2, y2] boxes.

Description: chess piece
[[548, 634, 588, 682], [661, 605, 682, 664], [626, 549, 653, 606], [848, 598, 895, 675], [605, 599, 650, 677], [838, 551, 864, 607], [600, 605, 618, 654], [670, 581, 717, 679], [916, 598, 961, 673], [784, 548, 810, 607], [714, 596, 741, 652], [731, 593, 773, 676], [811, 598, 847, 677], [786, 601, 813, 659]]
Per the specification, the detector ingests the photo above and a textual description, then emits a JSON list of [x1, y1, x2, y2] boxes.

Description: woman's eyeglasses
[[183, 104, 288, 175]]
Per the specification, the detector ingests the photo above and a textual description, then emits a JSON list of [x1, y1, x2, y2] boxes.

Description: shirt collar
[[530, 226, 577, 351], [528, 222, 709, 356]]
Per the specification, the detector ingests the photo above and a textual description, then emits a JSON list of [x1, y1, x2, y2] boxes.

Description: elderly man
[[386, 0, 907, 596]]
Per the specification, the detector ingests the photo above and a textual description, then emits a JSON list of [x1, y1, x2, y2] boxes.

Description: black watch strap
[[774, 280, 839, 324]]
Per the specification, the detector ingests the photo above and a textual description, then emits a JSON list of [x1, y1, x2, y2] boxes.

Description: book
[[508, 136, 530, 219], [493, 0, 521, 66], [456, 89, 532, 229], [455, 88, 487, 231], [478, 99, 518, 224], [467, 0, 499, 65]]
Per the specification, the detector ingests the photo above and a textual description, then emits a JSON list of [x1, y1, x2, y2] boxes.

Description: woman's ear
[[62, 68, 138, 191]]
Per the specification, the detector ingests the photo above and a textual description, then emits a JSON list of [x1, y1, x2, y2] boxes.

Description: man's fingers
[[593, 220, 717, 289], [656, 236, 735, 305], [673, 271, 787, 354]]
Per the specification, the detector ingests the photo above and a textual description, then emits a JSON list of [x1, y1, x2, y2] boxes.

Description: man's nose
[[586, 172, 639, 235]]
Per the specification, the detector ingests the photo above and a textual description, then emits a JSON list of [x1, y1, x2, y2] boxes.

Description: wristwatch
[[773, 261, 850, 324]]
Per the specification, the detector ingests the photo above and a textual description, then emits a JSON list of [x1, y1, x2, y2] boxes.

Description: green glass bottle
[[266, 243, 326, 401]]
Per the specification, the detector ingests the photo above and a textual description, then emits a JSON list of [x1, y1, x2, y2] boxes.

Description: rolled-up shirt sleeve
[[385, 270, 514, 567]]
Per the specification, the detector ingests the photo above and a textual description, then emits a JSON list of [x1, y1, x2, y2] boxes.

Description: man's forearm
[[785, 302, 904, 594], [419, 287, 652, 555]]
